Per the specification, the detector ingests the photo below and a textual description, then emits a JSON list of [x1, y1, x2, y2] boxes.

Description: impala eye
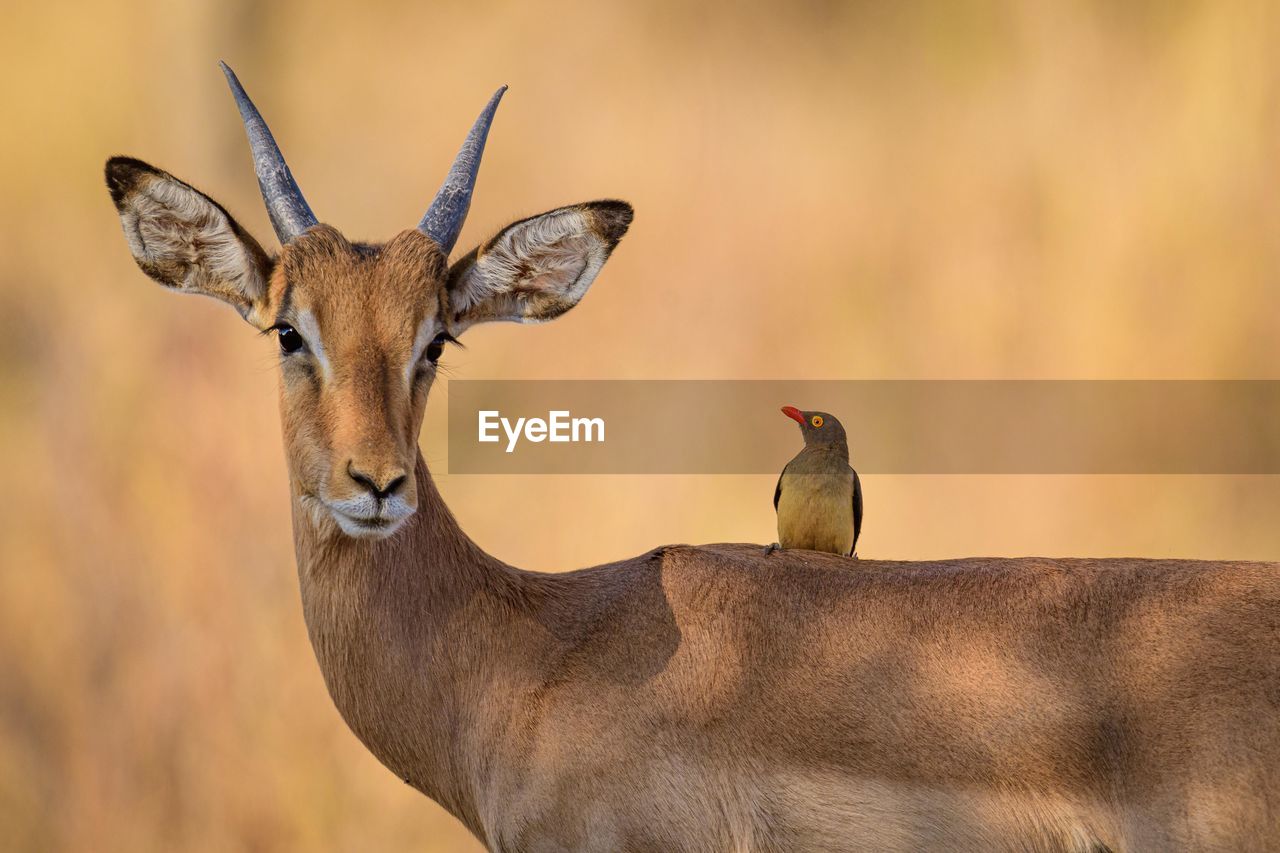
[[425, 332, 449, 364], [276, 325, 305, 354]]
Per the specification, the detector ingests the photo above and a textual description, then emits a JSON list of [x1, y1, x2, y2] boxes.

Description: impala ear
[[446, 200, 632, 331], [106, 157, 274, 327]]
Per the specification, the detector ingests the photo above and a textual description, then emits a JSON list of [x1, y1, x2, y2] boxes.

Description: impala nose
[[347, 461, 407, 501]]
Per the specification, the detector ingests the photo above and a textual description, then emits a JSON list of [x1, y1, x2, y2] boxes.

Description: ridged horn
[[219, 61, 318, 244], [418, 86, 507, 255]]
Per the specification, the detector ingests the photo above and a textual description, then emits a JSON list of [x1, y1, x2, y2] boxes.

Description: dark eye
[[277, 325, 305, 354], [424, 332, 448, 364]]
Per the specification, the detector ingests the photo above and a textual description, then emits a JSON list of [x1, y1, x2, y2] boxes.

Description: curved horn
[[219, 61, 318, 244], [418, 86, 506, 255]]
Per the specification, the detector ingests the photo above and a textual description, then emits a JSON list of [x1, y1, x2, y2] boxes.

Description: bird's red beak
[[781, 406, 805, 424]]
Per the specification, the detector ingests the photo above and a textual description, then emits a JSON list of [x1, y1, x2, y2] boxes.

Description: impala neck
[[289, 452, 527, 837]]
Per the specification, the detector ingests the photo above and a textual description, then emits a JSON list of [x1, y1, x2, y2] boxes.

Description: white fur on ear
[[448, 203, 625, 329], [109, 159, 271, 324]]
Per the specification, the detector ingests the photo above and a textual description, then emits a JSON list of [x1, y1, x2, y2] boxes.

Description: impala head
[[107, 63, 632, 539]]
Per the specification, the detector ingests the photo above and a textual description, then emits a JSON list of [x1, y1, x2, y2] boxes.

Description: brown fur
[[106, 156, 1280, 851], [299, 460, 1280, 851], [270, 225, 443, 520]]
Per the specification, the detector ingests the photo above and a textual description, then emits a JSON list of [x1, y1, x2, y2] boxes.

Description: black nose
[[347, 462, 407, 500]]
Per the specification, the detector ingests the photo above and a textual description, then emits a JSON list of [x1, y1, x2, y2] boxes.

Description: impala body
[[107, 65, 1280, 851]]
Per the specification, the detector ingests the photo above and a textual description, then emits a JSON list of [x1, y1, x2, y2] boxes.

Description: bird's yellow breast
[[776, 467, 854, 555]]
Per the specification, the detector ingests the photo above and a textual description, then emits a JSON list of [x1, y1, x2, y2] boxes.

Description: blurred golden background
[[2, 0, 1279, 849]]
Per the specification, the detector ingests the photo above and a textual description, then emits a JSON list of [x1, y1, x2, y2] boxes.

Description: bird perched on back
[[768, 407, 863, 557]]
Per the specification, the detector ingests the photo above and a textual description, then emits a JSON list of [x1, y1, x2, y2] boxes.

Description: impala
[[106, 64, 1280, 851]]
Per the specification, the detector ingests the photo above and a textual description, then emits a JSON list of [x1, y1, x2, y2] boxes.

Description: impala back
[[491, 548, 1280, 852]]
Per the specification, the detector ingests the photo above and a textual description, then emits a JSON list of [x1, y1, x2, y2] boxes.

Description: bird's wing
[[850, 467, 863, 556], [773, 465, 786, 511]]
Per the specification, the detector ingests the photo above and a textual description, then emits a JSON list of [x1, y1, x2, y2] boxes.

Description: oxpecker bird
[[769, 407, 863, 557]]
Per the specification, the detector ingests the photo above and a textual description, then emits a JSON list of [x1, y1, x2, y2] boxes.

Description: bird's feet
[[763, 543, 781, 556]]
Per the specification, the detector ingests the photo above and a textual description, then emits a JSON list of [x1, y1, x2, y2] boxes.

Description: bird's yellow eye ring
[[811, 415, 824, 428]]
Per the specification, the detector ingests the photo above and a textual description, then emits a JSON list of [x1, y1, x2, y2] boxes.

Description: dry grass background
[[1, 0, 1279, 849]]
